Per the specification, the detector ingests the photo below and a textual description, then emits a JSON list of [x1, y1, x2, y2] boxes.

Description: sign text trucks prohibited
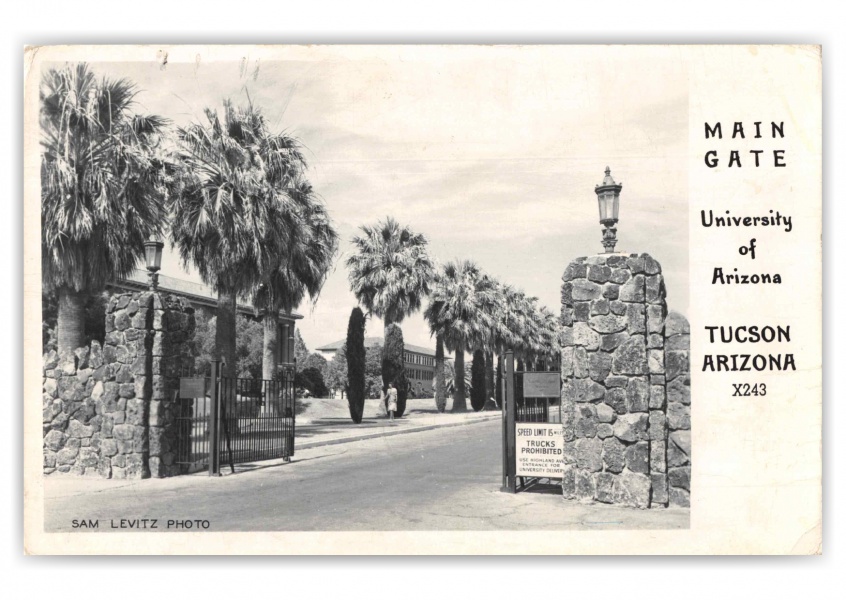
[[516, 423, 564, 478]]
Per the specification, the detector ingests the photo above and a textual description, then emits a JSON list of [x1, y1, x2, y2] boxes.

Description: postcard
[[23, 44, 822, 554]]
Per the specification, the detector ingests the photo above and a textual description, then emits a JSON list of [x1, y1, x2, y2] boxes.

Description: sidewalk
[[295, 400, 500, 450]]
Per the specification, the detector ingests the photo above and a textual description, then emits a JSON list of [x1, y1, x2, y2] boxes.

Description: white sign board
[[516, 423, 564, 478]]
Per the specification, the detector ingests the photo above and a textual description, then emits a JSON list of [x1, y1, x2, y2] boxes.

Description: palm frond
[[40, 62, 171, 294], [346, 216, 434, 324]]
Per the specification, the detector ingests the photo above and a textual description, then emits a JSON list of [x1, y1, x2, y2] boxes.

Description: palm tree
[[472, 279, 521, 404], [346, 217, 434, 334], [253, 178, 338, 380], [533, 305, 560, 370], [423, 260, 496, 412], [433, 358, 471, 402], [489, 283, 549, 376], [40, 63, 172, 355], [433, 334, 447, 412], [504, 287, 539, 364], [424, 266, 449, 412], [477, 275, 505, 405], [172, 99, 303, 377]]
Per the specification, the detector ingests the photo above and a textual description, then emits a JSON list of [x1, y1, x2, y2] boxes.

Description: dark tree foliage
[[191, 310, 267, 379], [470, 350, 487, 411], [382, 324, 408, 417], [235, 316, 264, 379], [345, 307, 366, 424], [191, 307, 216, 375], [495, 354, 503, 408], [296, 367, 329, 398], [364, 343, 383, 399], [324, 344, 348, 397], [294, 330, 310, 370], [301, 352, 328, 374]]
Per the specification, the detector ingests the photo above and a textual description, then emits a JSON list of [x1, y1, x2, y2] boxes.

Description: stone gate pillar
[[43, 291, 195, 479], [148, 293, 196, 477], [560, 252, 669, 508]]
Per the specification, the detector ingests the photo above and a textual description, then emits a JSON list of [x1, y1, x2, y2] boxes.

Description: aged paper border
[[23, 44, 822, 555]]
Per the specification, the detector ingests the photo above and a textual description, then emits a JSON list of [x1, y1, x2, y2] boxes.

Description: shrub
[[296, 367, 329, 398]]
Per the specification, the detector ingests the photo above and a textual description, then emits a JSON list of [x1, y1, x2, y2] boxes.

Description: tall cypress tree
[[382, 324, 408, 417], [470, 349, 487, 411], [346, 307, 366, 424]]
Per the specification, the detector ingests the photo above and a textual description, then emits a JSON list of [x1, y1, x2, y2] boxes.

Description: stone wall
[[42, 291, 195, 479], [559, 252, 690, 509], [665, 311, 691, 507]]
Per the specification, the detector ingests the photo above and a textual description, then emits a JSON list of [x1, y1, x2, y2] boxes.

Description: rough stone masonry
[[42, 291, 195, 479], [560, 253, 691, 509]]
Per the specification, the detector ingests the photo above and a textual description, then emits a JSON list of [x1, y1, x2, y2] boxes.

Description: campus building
[[316, 337, 442, 396]]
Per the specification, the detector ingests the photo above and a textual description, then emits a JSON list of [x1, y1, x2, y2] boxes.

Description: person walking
[[383, 380, 398, 422]]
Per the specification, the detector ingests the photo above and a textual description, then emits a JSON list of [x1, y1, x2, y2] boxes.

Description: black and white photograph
[[22, 44, 821, 555]]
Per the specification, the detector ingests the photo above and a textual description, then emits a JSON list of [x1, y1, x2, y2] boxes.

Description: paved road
[[44, 420, 688, 532]]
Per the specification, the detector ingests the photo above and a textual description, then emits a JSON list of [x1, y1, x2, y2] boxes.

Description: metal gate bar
[[176, 361, 295, 476], [217, 375, 295, 468]]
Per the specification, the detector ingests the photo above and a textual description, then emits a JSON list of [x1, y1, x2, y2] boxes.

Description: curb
[[296, 414, 501, 451]]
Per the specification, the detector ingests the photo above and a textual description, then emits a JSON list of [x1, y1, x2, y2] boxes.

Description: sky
[[82, 47, 689, 354]]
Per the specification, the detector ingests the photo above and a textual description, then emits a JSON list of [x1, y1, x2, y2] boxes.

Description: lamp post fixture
[[144, 235, 164, 291], [595, 166, 622, 253]]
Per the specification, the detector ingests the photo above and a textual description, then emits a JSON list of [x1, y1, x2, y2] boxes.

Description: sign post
[[208, 359, 220, 477], [501, 354, 562, 494], [501, 351, 517, 493], [501, 362, 508, 490]]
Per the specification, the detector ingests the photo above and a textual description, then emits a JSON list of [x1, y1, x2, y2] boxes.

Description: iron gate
[[217, 373, 295, 470], [175, 361, 295, 475]]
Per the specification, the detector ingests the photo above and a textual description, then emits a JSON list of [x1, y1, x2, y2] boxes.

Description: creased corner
[[790, 521, 822, 555]]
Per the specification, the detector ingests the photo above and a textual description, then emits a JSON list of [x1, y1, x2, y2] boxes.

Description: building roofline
[[109, 270, 303, 320]]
